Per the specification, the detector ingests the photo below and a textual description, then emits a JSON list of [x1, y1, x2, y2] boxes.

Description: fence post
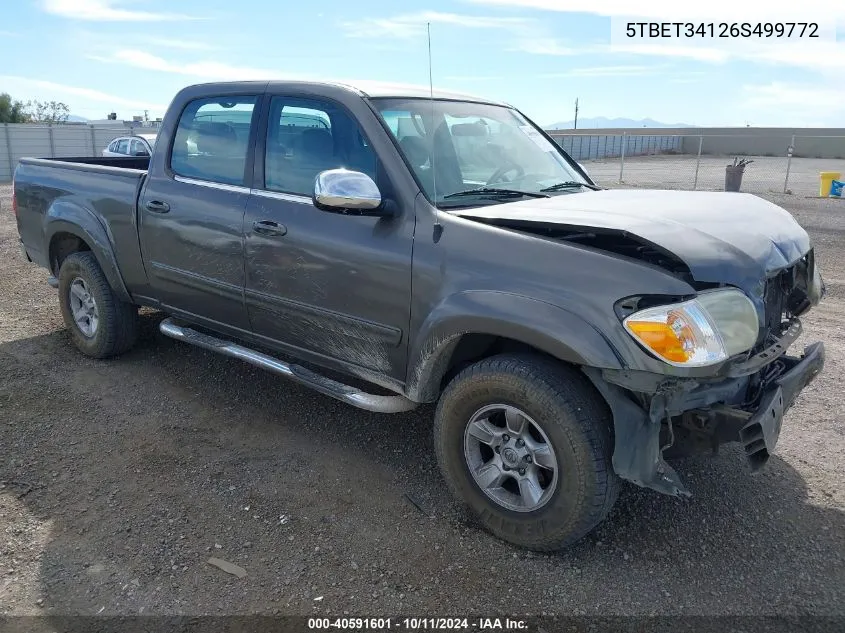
[[90, 125, 97, 156], [618, 132, 626, 183], [48, 124, 55, 157], [783, 134, 795, 194], [693, 135, 703, 190], [4, 124, 14, 181]]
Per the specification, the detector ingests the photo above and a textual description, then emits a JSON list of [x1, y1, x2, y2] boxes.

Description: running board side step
[[158, 318, 417, 414]]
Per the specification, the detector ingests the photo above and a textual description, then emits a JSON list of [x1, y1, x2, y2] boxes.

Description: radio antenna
[[427, 22, 442, 237]]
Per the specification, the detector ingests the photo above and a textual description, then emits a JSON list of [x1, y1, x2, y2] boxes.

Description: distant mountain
[[546, 117, 695, 130], [67, 114, 89, 123]]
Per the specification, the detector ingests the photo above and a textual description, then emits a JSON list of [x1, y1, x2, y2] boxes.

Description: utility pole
[[144, 109, 149, 122], [573, 98, 579, 130]]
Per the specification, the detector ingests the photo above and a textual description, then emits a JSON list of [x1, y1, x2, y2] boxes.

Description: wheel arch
[[44, 200, 132, 303], [406, 291, 624, 402]]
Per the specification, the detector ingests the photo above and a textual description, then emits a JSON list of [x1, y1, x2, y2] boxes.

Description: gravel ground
[[0, 182, 843, 618]]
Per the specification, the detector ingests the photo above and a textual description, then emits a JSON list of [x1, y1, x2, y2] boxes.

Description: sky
[[1, 0, 845, 126]]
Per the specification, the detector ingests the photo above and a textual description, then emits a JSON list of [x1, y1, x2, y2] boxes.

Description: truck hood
[[452, 189, 811, 295]]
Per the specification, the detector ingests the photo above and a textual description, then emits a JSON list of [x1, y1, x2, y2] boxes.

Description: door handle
[[145, 200, 170, 214], [252, 220, 287, 236]]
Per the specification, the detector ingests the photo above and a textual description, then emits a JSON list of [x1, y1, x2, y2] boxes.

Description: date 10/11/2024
[[307, 617, 529, 630]]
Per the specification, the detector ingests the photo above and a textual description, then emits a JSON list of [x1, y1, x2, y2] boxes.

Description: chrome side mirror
[[313, 169, 383, 213]]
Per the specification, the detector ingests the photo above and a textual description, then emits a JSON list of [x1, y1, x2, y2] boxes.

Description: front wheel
[[434, 353, 619, 551]]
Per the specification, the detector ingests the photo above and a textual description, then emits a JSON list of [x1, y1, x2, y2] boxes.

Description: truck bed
[[14, 156, 149, 287], [24, 155, 151, 171]]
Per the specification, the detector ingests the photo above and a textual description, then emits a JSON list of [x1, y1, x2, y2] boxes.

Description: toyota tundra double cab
[[13, 80, 825, 550]]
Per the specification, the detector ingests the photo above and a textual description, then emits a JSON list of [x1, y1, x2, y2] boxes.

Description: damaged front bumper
[[583, 341, 825, 497]]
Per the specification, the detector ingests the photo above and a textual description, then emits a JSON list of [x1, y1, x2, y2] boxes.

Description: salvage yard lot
[[0, 182, 843, 616]]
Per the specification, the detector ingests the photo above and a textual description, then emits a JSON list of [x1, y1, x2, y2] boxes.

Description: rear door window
[[170, 96, 258, 186]]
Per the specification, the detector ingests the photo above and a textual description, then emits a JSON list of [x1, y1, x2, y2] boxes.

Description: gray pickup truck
[[13, 80, 826, 550]]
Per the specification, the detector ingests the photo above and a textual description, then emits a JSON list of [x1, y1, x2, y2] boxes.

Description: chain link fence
[[549, 132, 845, 198]]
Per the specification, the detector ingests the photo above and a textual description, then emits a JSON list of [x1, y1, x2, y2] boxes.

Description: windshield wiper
[[442, 187, 550, 200], [540, 181, 602, 192]]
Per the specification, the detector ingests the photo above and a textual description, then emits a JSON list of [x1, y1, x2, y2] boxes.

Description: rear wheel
[[58, 252, 139, 358], [434, 353, 618, 551]]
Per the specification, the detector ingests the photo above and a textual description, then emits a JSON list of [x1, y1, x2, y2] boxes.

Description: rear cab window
[[170, 96, 258, 186]]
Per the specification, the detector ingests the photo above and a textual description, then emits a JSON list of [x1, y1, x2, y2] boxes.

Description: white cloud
[[539, 65, 659, 77], [146, 38, 217, 51], [742, 82, 845, 110], [42, 0, 197, 22], [608, 43, 730, 63], [513, 35, 845, 70], [447, 66, 682, 80], [746, 40, 845, 71], [739, 82, 845, 126], [466, 0, 843, 21], [0, 75, 165, 111], [509, 38, 580, 56], [92, 49, 296, 81], [510, 38, 731, 62], [654, 40, 845, 70], [442, 75, 507, 82], [341, 11, 531, 39]]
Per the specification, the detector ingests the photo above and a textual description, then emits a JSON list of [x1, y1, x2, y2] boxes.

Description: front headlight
[[623, 289, 758, 367]]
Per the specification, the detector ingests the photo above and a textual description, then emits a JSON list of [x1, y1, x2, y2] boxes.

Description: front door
[[139, 93, 260, 331], [243, 95, 414, 380]]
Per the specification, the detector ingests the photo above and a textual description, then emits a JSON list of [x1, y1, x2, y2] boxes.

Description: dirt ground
[[0, 183, 843, 619]]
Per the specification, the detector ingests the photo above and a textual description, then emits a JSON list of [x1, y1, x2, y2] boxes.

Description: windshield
[[371, 98, 587, 207]]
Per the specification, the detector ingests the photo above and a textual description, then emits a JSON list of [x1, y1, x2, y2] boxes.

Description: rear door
[[138, 93, 261, 331], [242, 93, 414, 380]]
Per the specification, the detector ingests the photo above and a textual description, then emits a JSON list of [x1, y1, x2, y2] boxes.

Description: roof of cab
[[329, 79, 507, 105], [183, 79, 509, 106]]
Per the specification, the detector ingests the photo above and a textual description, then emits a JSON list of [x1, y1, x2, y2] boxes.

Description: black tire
[[57, 251, 139, 359], [434, 353, 619, 551]]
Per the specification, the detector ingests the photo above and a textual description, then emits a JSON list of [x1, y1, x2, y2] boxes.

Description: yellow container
[[820, 171, 841, 197]]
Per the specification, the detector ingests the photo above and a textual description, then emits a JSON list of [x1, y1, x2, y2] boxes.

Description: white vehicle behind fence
[[102, 134, 157, 157]]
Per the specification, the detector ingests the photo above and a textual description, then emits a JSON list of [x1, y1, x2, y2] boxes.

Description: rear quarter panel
[[14, 159, 149, 296]]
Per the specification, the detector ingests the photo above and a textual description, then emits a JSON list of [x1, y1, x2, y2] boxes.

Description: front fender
[[406, 290, 624, 402], [44, 199, 132, 302]]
